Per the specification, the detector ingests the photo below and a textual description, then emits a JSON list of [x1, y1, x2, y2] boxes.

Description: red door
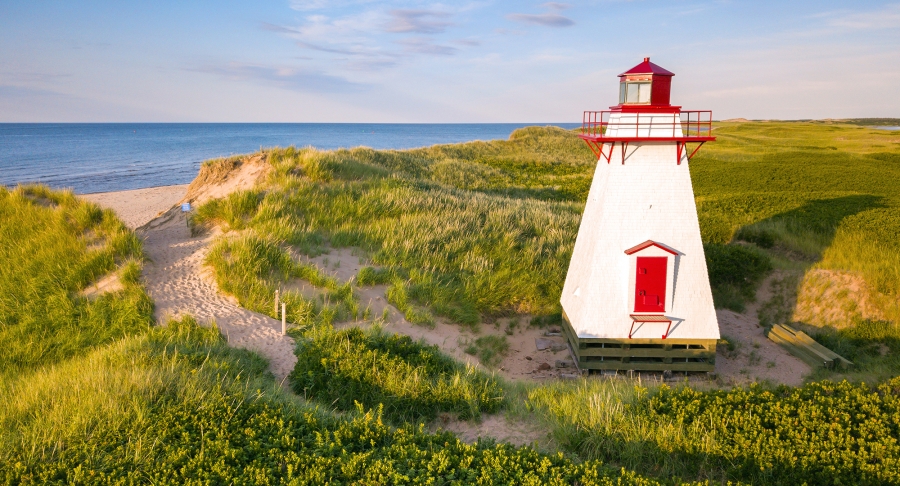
[[634, 257, 666, 313]]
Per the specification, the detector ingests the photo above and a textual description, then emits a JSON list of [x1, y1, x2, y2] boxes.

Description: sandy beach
[[81, 184, 189, 230]]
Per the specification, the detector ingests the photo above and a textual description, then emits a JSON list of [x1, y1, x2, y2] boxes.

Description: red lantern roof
[[619, 57, 674, 77]]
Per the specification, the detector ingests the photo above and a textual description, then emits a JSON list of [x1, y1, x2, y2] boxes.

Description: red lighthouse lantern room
[[618, 57, 675, 108], [580, 57, 715, 164]]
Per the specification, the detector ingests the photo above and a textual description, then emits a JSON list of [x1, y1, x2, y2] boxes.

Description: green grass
[[1, 185, 673, 485], [692, 121, 900, 320], [205, 233, 357, 326], [0, 185, 153, 378], [464, 334, 511, 368], [525, 376, 900, 484], [703, 243, 772, 312], [290, 324, 504, 423], [198, 127, 593, 327], [5, 315, 668, 485], [201, 123, 900, 329]]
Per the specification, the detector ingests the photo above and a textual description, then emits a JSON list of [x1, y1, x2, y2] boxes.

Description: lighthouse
[[560, 57, 719, 373]]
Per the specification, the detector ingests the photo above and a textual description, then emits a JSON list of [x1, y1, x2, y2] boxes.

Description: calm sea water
[[0, 123, 578, 194]]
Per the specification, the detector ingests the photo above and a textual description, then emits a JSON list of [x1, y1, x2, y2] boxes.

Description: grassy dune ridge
[[196, 123, 900, 326], [693, 122, 900, 305], [0, 185, 152, 378]]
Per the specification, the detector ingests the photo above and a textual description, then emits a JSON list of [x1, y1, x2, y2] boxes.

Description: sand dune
[[79, 166, 297, 382]]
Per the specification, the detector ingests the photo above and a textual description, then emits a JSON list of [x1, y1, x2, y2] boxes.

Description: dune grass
[[0, 316, 659, 484], [524, 376, 900, 484], [693, 121, 900, 317], [202, 124, 899, 325], [192, 123, 899, 370], [1, 185, 672, 485], [0, 185, 152, 378]]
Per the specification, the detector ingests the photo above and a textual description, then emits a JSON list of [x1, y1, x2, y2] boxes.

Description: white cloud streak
[[385, 9, 453, 34], [507, 12, 574, 27]]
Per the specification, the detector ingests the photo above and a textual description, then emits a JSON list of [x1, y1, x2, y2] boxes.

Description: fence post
[[275, 289, 280, 315], [281, 302, 286, 336]]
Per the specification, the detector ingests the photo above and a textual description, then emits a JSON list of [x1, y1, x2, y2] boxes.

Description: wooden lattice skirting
[[562, 311, 716, 372]]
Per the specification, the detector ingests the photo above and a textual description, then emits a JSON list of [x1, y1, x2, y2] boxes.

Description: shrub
[[290, 325, 504, 423], [704, 243, 772, 311]]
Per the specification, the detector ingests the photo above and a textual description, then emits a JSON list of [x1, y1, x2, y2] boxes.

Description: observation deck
[[579, 110, 715, 164]]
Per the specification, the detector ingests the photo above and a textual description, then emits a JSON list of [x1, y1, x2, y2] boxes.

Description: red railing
[[578, 110, 715, 164], [581, 110, 714, 139]]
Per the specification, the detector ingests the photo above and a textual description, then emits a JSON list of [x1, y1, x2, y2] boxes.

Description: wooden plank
[[772, 325, 837, 368], [790, 329, 854, 368], [560, 313, 582, 361], [577, 337, 718, 345], [768, 331, 829, 368], [577, 347, 714, 358], [579, 360, 714, 372]]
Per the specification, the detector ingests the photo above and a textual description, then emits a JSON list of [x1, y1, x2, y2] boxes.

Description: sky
[[1, 1, 898, 122]]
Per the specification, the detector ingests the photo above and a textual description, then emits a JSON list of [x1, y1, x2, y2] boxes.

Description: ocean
[[0, 123, 578, 194]]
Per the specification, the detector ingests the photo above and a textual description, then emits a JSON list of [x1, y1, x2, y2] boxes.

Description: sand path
[[139, 209, 296, 381], [81, 180, 297, 383], [82, 185, 189, 229]]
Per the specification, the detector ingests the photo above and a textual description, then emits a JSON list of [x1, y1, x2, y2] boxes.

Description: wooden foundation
[[562, 311, 716, 372]]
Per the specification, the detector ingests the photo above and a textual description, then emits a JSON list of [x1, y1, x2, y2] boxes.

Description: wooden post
[[281, 303, 286, 336], [275, 289, 280, 315]]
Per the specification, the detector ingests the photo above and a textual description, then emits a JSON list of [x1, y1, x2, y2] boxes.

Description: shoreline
[[76, 183, 190, 196]]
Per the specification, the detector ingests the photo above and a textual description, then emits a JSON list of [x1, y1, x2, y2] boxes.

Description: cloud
[[260, 22, 301, 34], [289, 0, 345, 11], [296, 40, 371, 56], [507, 12, 574, 27], [541, 2, 571, 10], [397, 38, 457, 56], [494, 27, 526, 35], [384, 9, 453, 34], [0, 71, 71, 86], [196, 62, 365, 93], [345, 59, 400, 71]]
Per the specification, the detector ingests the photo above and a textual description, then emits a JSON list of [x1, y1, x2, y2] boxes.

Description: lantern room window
[[619, 82, 652, 104]]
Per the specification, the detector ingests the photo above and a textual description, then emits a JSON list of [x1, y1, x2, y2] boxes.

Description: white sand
[[139, 209, 297, 381], [81, 185, 189, 229], [79, 161, 296, 382]]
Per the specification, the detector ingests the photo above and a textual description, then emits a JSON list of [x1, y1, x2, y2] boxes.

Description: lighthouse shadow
[[733, 194, 883, 261], [725, 194, 884, 322]]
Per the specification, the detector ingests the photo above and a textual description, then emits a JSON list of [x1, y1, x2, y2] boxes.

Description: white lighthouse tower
[[560, 58, 720, 372]]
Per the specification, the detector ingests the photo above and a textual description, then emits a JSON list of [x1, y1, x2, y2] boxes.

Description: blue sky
[[1, 1, 898, 122]]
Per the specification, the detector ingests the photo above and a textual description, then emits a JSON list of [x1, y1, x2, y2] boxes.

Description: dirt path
[[139, 208, 297, 382], [715, 272, 811, 386]]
